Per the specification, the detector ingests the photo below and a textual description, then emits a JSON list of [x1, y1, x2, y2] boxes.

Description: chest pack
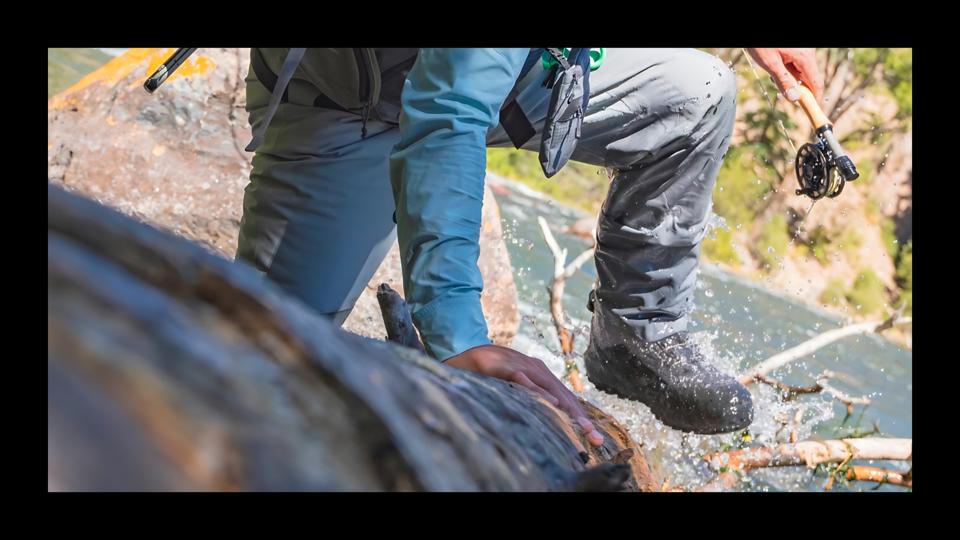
[[502, 48, 596, 177]]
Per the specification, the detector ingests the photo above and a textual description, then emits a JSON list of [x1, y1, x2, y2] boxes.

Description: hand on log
[[376, 282, 606, 447], [377, 283, 603, 446], [48, 184, 655, 491], [445, 344, 605, 447]]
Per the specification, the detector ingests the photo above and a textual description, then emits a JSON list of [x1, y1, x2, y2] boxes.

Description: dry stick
[[700, 437, 912, 491], [738, 311, 912, 386], [844, 465, 912, 489], [537, 216, 595, 392], [755, 370, 872, 414], [704, 437, 911, 471], [739, 312, 910, 445]]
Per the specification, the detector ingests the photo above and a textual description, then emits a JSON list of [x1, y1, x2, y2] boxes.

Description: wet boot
[[583, 299, 754, 434]]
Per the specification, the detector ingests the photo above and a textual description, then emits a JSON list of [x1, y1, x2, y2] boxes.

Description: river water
[[488, 173, 912, 492]]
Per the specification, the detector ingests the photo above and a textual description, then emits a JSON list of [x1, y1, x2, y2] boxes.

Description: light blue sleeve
[[389, 48, 528, 361]]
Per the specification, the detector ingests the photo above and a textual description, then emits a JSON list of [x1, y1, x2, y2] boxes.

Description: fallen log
[[48, 184, 656, 492]]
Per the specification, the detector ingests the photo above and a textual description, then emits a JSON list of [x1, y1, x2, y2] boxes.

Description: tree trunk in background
[[46, 47, 518, 346], [48, 185, 655, 492]]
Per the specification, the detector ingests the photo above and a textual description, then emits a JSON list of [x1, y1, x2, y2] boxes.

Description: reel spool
[[795, 141, 845, 199], [791, 85, 859, 200]]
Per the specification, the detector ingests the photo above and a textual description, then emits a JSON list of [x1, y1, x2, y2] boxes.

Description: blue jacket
[[389, 48, 530, 361]]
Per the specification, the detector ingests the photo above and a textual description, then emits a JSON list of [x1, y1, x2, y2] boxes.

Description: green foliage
[[895, 240, 912, 290], [486, 148, 608, 214], [849, 48, 912, 119], [838, 227, 862, 254], [755, 213, 790, 271], [738, 81, 798, 183], [897, 289, 912, 316], [712, 145, 776, 227], [820, 278, 847, 307], [804, 226, 833, 265], [845, 269, 887, 315], [48, 48, 111, 97], [702, 226, 741, 266], [894, 240, 912, 315], [884, 49, 913, 118], [852, 156, 878, 187], [800, 225, 862, 266], [880, 219, 899, 260]]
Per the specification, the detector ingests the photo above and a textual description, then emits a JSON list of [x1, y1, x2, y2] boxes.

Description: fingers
[[577, 417, 605, 447], [450, 344, 606, 448], [749, 48, 820, 104], [522, 360, 605, 447], [766, 55, 801, 103], [785, 50, 824, 103], [512, 371, 560, 406]]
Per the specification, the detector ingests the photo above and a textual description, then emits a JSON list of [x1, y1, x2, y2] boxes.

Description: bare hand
[[445, 344, 604, 447], [746, 48, 824, 104]]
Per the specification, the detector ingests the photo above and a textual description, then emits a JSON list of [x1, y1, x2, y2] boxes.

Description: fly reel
[[792, 86, 860, 200]]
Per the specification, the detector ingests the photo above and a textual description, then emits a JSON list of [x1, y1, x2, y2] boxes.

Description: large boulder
[[47, 48, 518, 346]]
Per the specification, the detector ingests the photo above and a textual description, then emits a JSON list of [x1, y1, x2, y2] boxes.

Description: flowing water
[[490, 173, 912, 492]]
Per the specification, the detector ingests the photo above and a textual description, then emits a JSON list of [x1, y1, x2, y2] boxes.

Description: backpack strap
[[498, 48, 546, 149], [500, 85, 537, 149], [245, 47, 306, 152], [249, 47, 288, 103]]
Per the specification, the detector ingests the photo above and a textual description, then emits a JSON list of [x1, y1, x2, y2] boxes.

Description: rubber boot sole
[[588, 372, 749, 435]]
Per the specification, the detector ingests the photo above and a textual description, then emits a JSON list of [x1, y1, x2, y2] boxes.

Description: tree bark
[[48, 184, 656, 492]]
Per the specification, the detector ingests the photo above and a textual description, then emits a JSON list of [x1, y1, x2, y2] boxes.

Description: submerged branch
[[754, 370, 872, 414], [537, 216, 595, 392], [739, 311, 912, 385], [704, 437, 911, 471]]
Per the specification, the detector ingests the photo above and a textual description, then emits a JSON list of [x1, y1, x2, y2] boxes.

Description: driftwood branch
[[702, 437, 912, 491], [537, 216, 595, 392], [704, 437, 911, 471], [754, 370, 872, 414], [739, 311, 912, 385], [837, 466, 912, 489], [47, 184, 657, 492]]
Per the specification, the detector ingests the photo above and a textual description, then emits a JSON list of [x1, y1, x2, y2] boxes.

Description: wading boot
[[583, 299, 754, 434]]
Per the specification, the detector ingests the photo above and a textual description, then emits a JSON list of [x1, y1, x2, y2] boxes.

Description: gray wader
[[237, 48, 737, 339]]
